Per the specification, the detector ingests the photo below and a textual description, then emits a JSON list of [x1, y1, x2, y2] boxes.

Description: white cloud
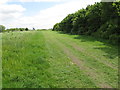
[[0, 0, 67, 4], [0, 0, 9, 4], [16, 0, 64, 2], [0, 0, 102, 4], [0, 4, 26, 23], [0, 0, 101, 29], [0, 4, 26, 14]]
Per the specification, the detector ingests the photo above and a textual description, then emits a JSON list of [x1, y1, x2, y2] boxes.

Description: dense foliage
[[53, 2, 120, 44]]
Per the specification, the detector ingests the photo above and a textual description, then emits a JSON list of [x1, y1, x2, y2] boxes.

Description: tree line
[[5, 28, 29, 32], [0, 26, 37, 32], [53, 1, 120, 44]]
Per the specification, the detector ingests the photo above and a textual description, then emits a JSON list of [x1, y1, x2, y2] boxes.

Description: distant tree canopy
[[53, 1, 120, 44], [2, 28, 29, 32], [25, 28, 29, 31], [0, 25, 5, 32]]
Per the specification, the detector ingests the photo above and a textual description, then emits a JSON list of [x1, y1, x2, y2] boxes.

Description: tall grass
[[0, 33, 2, 89], [2, 31, 118, 88]]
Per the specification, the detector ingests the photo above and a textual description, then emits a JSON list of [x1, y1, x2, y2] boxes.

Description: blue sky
[[7, 2, 60, 16], [0, 0, 101, 29]]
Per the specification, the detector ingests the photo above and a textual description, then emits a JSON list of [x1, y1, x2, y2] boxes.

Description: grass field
[[2, 30, 118, 88], [0, 33, 2, 89]]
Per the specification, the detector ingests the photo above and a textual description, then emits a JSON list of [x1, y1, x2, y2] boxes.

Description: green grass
[[2, 30, 118, 88], [0, 33, 2, 89]]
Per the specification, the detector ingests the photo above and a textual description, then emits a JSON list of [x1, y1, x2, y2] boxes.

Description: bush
[[109, 34, 120, 44], [0, 25, 5, 32], [25, 28, 29, 31]]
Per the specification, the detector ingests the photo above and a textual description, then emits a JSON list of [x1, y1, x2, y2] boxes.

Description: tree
[[20, 28, 24, 31], [0, 25, 5, 32], [53, 23, 60, 31], [25, 28, 29, 31], [53, 2, 119, 44]]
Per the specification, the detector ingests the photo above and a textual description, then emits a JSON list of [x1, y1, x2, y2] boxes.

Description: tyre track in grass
[[43, 31, 112, 88], [55, 32, 118, 87], [55, 36, 118, 88], [56, 33, 118, 70], [42, 31, 97, 88], [71, 43, 117, 70], [54, 32, 118, 88], [55, 40, 112, 88]]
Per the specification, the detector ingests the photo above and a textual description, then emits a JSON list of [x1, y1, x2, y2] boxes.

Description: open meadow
[[2, 30, 118, 88]]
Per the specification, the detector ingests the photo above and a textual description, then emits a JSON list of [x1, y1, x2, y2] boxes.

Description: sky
[[0, 0, 102, 29]]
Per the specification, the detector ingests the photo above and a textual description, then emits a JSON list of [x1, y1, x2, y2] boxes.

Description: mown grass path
[[2, 30, 118, 88]]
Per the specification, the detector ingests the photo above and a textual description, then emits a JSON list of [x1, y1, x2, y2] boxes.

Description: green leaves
[[53, 2, 119, 44], [0, 25, 5, 32]]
